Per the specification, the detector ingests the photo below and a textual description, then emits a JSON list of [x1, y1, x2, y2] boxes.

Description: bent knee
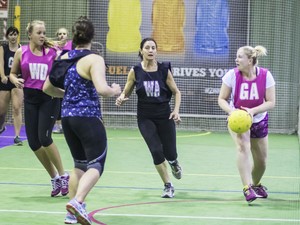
[[29, 142, 42, 151], [40, 137, 53, 148], [87, 160, 103, 176], [75, 160, 88, 172]]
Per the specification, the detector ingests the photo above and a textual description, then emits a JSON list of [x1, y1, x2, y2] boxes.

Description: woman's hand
[[115, 93, 129, 106], [169, 111, 181, 124], [240, 106, 254, 122], [111, 83, 122, 96], [14, 78, 25, 89], [0, 76, 8, 84]]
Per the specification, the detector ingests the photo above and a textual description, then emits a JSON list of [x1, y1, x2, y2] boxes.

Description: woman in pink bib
[[218, 45, 276, 203], [9, 20, 69, 198]]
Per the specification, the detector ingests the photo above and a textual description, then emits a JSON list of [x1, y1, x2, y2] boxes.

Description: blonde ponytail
[[240, 45, 267, 66]]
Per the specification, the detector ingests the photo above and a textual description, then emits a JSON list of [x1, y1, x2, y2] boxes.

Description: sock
[[75, 198, 83, 204], [165, 182, 173, 187], [52, 174, 59, 180], [243, 185, 250, 191], [168, 160, 177, 165], [62, 172, 69, 177]]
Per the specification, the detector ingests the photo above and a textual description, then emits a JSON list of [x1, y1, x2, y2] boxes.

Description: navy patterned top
[[61, 49, 101, 118]]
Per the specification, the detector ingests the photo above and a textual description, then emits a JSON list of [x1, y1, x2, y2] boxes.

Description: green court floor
[[0, 129, 299, 225]]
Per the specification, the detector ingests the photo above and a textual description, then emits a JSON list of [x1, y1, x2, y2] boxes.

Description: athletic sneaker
[[253, 183, 268, 198], [161, 183, 175, 198], [0, 126, 6, 135], [53, 125, 63, 134], [66, 199, 91, 225], [169, 160, 182, 179], [51, 177, 61, 197], [64, 212, 77, 224], [14, 136, 23, 146], [65, 202, 86, 224], [60, 174, 70, 196], [243, 185, 257, 203]]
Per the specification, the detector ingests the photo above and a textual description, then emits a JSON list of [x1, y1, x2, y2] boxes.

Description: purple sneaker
[[243, 185, 257, 203], [60, 174, 70, 196], [51, 177, 61, 197], [253, 183, 268, 198], [66, 199, 91, 225]]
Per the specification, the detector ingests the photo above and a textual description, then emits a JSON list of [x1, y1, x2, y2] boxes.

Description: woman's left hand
[[169, 112, 181, 124], [240, 106, 254, 122], [14, 78, 25, 89]]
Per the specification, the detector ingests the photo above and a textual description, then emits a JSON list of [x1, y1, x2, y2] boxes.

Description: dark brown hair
[[72, 16, 94, 46], [138, 37, 157, 60]]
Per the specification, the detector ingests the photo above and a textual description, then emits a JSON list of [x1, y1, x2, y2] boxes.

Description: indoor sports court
[[0, 1, 299, 225]]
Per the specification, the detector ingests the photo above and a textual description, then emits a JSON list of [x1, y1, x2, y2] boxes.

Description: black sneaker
[[0, 126, 6, 135], [14, 136, 23, 146], [169, 160, 182, 179], [161, 183, 175, 198]]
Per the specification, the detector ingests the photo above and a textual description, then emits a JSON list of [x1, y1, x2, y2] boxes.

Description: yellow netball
[[228, 110, 252, 134]]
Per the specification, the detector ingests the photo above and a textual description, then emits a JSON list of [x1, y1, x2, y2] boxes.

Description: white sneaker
[[65, 202, 87, 224], [64, 212, 77, 224], [66, 200, 91, 225], [161, 183, 175, 198]]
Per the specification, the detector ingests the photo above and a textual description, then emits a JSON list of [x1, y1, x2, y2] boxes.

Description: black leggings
[[56, 98, 63, 120], [138, 117, 178, 165], [24, 98, 59, 151], [62, 117, 107, 174]]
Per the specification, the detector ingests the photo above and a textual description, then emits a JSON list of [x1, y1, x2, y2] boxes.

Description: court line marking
[[0, 135, 27, 138], [0, 132, 211, 146], [0, 209, 299, 223], [108, 132, 211, 140], [0, 167, 298, 179], [49, 131, 212, 140], [94, 213, 300, 222], [89, 199, 300, 224], [0, 181, 298, 196]]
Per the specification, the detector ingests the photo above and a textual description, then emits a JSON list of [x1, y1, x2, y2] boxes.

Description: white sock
[[62, 172, 69, 177], [52, 174, 59, 180]]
